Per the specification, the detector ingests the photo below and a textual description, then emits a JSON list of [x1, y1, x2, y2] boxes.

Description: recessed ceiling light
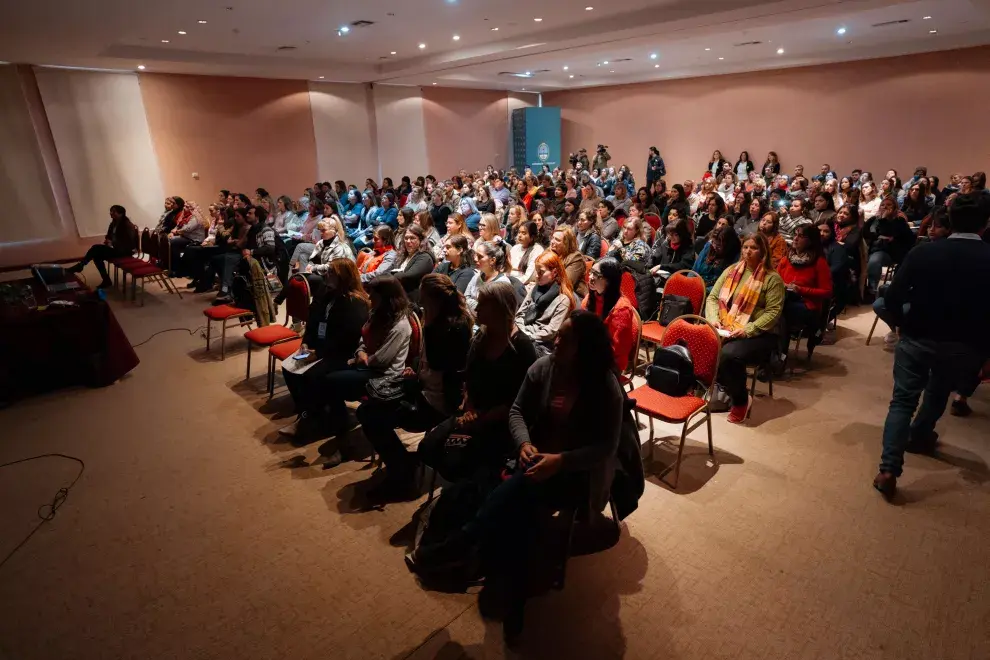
[[650, 53, 657, 59], [161, 39, 169, 43], [705, 47, 711, 51], [524, 71, 531, 75], [585, 6, 593, 10], [569, 74, 574, 78], [534, 17, 542, 22], [491, 27, 499, 31], [654, 64, 659, 68], [718, 57, 724, 60], [929, 29, 937, 33], [609, 70, 614, 73], [339, 26, 349, 33], [390, 51, 397, 55], [319, 76, 324, 79], [837, 27, 847, 35], [432, 82, 437, 85], [777, 48, 784, 54], [563, 65, 569, 70], [419, 43, 426, 49], [923, 15, 932, 20], [453, 34, 460, 41], [198, 20, 207, 24], [177, 31, 187, 35], [137, 65, 146, 70]]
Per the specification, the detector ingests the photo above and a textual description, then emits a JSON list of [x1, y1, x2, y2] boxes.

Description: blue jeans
[[867, 251, 892, 293], [880, 337, 984, 477]]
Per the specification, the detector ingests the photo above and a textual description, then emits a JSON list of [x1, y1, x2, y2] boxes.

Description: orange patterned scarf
[[716, 261, 766, 331]]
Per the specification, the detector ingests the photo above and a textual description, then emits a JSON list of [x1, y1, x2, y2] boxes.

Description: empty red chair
[[243, 274, 311, 381]]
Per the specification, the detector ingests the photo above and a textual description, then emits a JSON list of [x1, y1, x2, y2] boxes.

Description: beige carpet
[[1, 271, 988, 660]]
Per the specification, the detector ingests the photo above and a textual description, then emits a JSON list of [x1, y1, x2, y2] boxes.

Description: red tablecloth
[[0, 276, 139, 401]]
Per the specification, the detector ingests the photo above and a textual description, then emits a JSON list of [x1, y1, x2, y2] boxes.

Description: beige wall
[[309, 82, 379, 186], [373, 85, 429, 182], [421, 87, 509, 177], [139, 74, 318, 207], [544, 46, 990, 187]]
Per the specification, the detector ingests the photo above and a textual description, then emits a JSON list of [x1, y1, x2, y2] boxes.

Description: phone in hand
[[294, 351, 311, 360]]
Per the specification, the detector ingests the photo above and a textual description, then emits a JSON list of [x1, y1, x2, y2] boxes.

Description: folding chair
[[125, 230, 181, 305], [628, 315, 721, 488], [243, 274, 310, 383], [641, 269, 706, 360], [617, 308, 642, 393], [203, 304, 254, 360]]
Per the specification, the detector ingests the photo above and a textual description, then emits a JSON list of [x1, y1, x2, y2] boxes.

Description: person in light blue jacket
[[340, 189, 363, 236], [355, 191, 398, 249], [459, 196, 482, 233]]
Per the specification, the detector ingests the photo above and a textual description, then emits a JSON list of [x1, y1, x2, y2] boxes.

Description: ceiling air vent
[[276, 46, 297, 51], [871, 19, 911, 28], [350, 20, 375, 28], [611, 58, 632, 62], [734, 41, 763, 47]]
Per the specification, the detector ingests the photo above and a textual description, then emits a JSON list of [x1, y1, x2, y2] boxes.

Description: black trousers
[[282, 363, 377, 429], [356, 394, 447, 479], [182, 245, 222, 284], [782, 295, 820, 354], [78, 244, 129, 280], [168, 236, 193, 275], [418, 418, 512, 483], [209, 252, 243, 292], [718, 333, 779, 406]]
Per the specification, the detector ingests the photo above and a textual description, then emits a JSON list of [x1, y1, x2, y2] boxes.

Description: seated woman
[[818, 221, 850, 315], [155, 196, 183, 234], [417, 280, 539, 483], [650, 217, 696, 281], [864, 196, 915, 296], [899, 182, 933, 227], [705, 233, 785, 423], [475, 212, 502, 247], [575, 210, 603, 259], [360, 225, 398, 283], [67, 205, 139, 288], [168, 200, 209, 276], [445, 212, 474, 242], [757, 211, 787, 270], [557, 198, 579, 226], [508, 220, 545, 284], [584, 257, 637, 371], [515, 251, 575, 354], [532, 212, 553, 248], [434, 233, 476, 293], [390, 224, 437, 299], [288, 198, 324, 269], [409, 311, 623, 639], [298, 214, 344, 271], [608, 217, 651, 265], [807, 191, 837, 227], [428, 190, 452, 232], [306, 216, 355, 288], [734, 196, 762, 238], [694, 193, 726, 241], [503, 204, 527, 246], [278, 258, 370, 442], [661, 184, 690, 227], [693, 225, 742, 291], [340, 189, 363, 237], [413, 211, 444, 261], [272, 196, 296, 235], [357, 274, 473, 500], [549, 225, 587, 299], [777, 224, 833, 356], [465, 240, 513, 310]]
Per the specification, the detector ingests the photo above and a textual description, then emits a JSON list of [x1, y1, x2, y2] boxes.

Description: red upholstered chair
[[123, 230, 181, 305], [355, 249, 372, 271], [628, 315, 721, 488], [619, 272, 638, 309], [243, 274, 310, 381], [616, 308, 642, 393], [267, 338, 303, 398], [599, 239, 610, 258], [644, 213, 662, 233], [203, 304, 254, 360], [641, 269, 706, 357]]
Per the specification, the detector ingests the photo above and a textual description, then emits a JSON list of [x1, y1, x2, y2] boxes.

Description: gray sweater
[[509, 356, 623, 512], [356, 316, 412, 400]]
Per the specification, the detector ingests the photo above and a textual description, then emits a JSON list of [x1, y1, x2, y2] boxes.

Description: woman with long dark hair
[[434, 233, 476, 293], [584, 257, 638, 370], [357, 273, 473, 500], [575, 210, 603, 259], [777, 223, 833, 356], [360, 224, 398, 283], [650, 217, 696, 279], [864, 196, 915, 296], [508, 220, 545, 284], [661, 184, 690, 227], [390, 223, 437, 298], [694, 193, 726, 240], [693, 225, 741, 291]]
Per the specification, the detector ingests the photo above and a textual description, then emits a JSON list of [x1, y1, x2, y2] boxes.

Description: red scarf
[[362, 245, 393, 274]]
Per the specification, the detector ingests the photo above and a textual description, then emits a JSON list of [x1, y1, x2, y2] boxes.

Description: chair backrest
[[662, 269, 707, 317], [406, 312, 423, 369], [284, 274, 311, 323], [660, 315, 721, 390], [599, 239, 609, 258], [355, 249, 372, 271], [644, 213, 662, 232], [626, 308, 643, 379], [158, 232, 171, 269], [141, 229, 157, 261], [583, 256, 595, 285], [620, 271, 638, 309]]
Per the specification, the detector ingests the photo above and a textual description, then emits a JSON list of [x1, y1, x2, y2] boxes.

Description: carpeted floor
[[1, 270, 988, 660]]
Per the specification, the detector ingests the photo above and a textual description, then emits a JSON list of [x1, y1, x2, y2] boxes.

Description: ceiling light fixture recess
[[419, 43, 426, 49], [452, 34, 460, 40], [650, 53, 657, 59], [654, 64, 659, 68], [198, 20, 207, 24], [319, 76, 324, 79], [718, 57, 724, 60], [338, 26, 350, 35], [705, 47, 711, 51], [929, 29, 937, 33], [776, 48, 784, 54], [178, 30, 187, 35], [585, 6, 593, 10], [562, 65, 569, 70], [137, 65, 146, 70], [837, 27, 847, 35], [390, 51, 397, 54], [569, 74, 574, 78], [923, 15, 932, 20], [491, 27, 499, 31], [603, 60, 609, 64], [161, 39, 169, 43], [533, 17, 542, 22]]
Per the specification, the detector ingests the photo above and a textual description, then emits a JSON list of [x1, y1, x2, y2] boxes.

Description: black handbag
[[658, 293, 692, 327]]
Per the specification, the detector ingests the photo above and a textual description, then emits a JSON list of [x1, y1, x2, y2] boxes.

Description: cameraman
[[592, 144, 611, 171], [578, 148, 590, 171]]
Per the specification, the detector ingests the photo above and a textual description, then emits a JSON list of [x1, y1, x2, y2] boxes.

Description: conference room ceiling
[[3, 0, 990, 89]]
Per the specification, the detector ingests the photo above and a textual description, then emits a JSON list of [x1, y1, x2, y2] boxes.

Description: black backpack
[[621, 261, 659, 320], [646, 339, 695, 397]]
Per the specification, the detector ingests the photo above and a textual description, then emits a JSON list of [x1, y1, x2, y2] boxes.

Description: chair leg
[[140, 277, 146, 306], [553, 509, 579, 591], [267, 354, 275, 399], [706, 411, 714, 457], [768, 365, 774, 398], [205, 321, 212, 351], [664, 421, 688, 489], [221, 320, 227, 360], [245, 344, 252, 380], [866, 314, 880, 346]]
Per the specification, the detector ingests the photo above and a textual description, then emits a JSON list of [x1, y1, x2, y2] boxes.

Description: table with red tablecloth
[[0, 275, 139, 401]]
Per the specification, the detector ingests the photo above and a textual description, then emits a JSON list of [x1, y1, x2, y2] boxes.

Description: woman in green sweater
[[705, 233, 784, 423]]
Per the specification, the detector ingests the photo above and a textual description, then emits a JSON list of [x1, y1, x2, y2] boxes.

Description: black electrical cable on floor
[[0, 454, 85, 571], [131, 325, 207, 348]]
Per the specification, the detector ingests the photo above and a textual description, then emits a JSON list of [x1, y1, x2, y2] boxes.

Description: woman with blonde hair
[[550, 225, 587, 298], [505, 204, 528, 245], [515, 250, 575, 354], [445, 212, 475, 242], [306, 216, 355, 276]]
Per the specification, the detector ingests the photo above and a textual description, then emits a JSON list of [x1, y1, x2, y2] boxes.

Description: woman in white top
[[307, 216, 355, 275], [272, 195, 296, 235], [717, 173, 736, 204], [508, 220, 544, 285], [858, 181, 882, 220]]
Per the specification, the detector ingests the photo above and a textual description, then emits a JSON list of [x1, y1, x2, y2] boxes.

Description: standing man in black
[[874, 194, 990, 499], [646, 146, 666, 189]]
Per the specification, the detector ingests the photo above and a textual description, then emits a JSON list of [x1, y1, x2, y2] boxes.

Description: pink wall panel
[[139, 74, 318, 205], [421, 87, 509, 178], [544, 47, 990, 187]]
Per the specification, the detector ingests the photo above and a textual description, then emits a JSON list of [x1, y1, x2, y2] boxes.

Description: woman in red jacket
[[582, 257, 637, 372], [777, 223, 833, 356]]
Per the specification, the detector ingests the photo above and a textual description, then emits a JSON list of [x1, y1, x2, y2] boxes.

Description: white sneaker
[[277, 419, 300, 437], [883, 331, 898, 348]]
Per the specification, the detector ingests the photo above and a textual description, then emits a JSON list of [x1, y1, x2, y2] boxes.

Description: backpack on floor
[[646, 339, 695, 397]]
